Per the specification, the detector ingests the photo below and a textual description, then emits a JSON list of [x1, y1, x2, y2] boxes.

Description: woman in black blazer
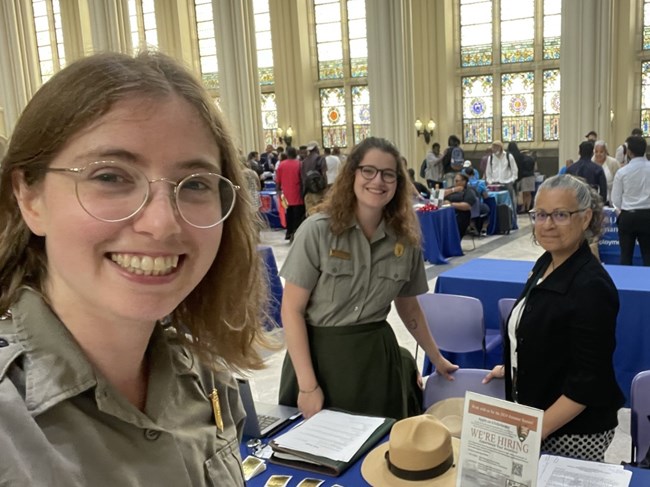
[[484, 174, 624, 462]]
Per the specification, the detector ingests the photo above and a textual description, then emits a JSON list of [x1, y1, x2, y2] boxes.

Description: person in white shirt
[[592, 140, 620, 205], [485, 140, 518, 217], [611, 135, 650, 266], [323, 147, 340, 187], [614, 128, 643, 165]]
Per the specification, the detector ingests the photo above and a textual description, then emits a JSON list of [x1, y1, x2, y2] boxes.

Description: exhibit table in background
[[488, 190, 519, 231], [599, 207, 642, 266], [429, 257, 650, 406], [416, 206, 463, 265], [259, 190, 284, 229], [257, 245, 283, 329]]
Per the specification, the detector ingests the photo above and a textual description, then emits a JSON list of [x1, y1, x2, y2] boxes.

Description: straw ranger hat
[[361, 415, 459, 486], [424, 397, 465, 439]]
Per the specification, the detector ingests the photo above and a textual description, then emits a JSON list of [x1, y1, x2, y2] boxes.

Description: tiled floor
[[246, 214, 631, 465]]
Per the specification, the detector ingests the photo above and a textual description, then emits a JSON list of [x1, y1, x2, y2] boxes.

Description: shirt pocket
[[375, 261, 410, 303], [322, 258, 354, 302], [204, 438, 245, 486]]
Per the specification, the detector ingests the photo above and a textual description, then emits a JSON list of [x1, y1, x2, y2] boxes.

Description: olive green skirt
[[278, 321, 422, 420]]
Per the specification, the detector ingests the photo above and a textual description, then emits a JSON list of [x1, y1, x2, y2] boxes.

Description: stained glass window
[[253, 0, 274, 86], [501, 72, 534, 141], [644, 0, 650, 50], [641, 62, 650, 135], [460, 0, 492, 67], [315, 1, 343, 79], [32, 0, 65, 83], [351, 85, 370, 144], [462, 76, 494, 143], [543, 70, 560, 141], [347, 0, 367, 77], [500, 0, 533, 64], [194, 0, 218, 90], [128, 0, 158, 53], [543, 0, 561, 59], [320, 87, 347, 148], [261, 93, 279, 146]]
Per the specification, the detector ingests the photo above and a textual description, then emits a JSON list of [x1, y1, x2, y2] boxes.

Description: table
[[258, 245, 283, 329], [259, 190, 284, 229], [599, 207, 643, 265], [239, 435, 650, 486], [433, 258, 650, 405], [416, 206, 464, 265]]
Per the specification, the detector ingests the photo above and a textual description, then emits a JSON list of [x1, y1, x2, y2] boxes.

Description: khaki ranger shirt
[[0, 289, 246, 487], [281, 214, 428, 327]]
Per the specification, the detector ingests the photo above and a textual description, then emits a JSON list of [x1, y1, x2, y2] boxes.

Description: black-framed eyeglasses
[[357, 165, 399, 183], [46, 160, 239, 229], [528, 208, 587, 225]]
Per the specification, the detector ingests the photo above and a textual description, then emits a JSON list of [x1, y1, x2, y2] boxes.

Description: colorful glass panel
[[347, 0, 367, 77], [641, 62, 650, 135], [321, 87, 347, 147], [352, 85, 370, 145], [501, 72, 534, 141], [460, 0, 492, 67], [194, 0, 218, 89], [315, 1, 344, 79], [462, 75, 493, 144], [543, 69, 560, 141], [644, 1, 650, 50], [253, 0, 274, 86], [500, 0, 534, 64], [543, 0, 561, 59]]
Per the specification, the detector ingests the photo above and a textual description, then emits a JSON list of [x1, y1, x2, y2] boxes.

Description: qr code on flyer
[[505, 479, 526, 487], [511, 461, 523, 477]]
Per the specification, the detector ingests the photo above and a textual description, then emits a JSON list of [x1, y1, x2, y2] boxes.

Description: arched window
[[314, 0, 369, 148], [31, 0, 65, 84], [459, 0, 560, 144], [127, 0, 158, 53], [253, 0, 279, 147]]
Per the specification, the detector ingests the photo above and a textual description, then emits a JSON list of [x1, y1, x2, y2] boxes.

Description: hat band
[[385, 451, 454, 481]]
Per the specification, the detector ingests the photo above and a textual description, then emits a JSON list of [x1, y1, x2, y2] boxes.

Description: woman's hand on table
[[483, 365, 505, 384], [297, 385, 324, 419]]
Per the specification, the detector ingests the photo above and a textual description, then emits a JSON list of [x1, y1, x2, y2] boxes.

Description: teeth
[[110, 253, 179, 276]]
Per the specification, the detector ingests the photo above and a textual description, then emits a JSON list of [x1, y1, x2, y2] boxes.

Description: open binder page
[[272, 410, 385, 463]]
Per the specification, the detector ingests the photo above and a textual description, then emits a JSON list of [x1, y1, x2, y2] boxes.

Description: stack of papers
[[537, 455, 632, 487]]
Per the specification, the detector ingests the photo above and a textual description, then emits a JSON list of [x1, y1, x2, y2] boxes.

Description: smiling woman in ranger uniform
[[278, 137, 457, 421], [0, 52, 270, 486]]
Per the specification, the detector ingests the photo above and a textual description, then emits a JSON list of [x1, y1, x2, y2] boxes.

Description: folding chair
[[417, 293, 503, 368], [631, 370, 650, 464], [423, 368, 506, 410], [497, 298, 517, 335]]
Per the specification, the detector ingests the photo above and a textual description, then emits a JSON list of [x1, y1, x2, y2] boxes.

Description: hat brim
[[361, 438, 460, 487]]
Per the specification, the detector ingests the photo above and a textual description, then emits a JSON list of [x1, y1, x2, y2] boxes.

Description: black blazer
[[504, 240, 624, 437]]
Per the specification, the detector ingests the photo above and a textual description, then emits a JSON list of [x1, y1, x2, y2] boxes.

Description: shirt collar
[[532, 240, 593, 294]]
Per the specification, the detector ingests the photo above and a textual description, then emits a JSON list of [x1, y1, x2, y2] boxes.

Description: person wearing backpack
[[441, 135, 465, 187], [301, 141, 327, 215], [486, 140, 518, 218]]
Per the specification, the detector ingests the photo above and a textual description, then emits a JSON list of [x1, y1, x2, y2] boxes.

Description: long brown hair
[[0, 51, 272, 371], [318, 137, 421, 246]]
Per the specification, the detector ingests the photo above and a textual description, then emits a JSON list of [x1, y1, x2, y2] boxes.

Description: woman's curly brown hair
[[316, 137, 421, 247]]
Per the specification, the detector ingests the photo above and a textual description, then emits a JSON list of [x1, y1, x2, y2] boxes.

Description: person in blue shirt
[[464, 166, 490, 235]]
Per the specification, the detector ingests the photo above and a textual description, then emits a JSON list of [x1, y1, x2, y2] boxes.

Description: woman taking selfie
[[484, 175, 623, 461], [0, 52, 269, 485]]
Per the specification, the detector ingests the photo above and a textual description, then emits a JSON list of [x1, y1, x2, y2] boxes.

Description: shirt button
[[354, 306, 359, 311], [144, 429, 161, 441], [0, 338, 8, 347], [332, 267, 338, 272], [393, 273, 399, 279]]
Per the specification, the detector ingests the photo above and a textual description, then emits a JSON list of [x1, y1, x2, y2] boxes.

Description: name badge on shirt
[[394, 243, 404, 257], [329, 249, 351, 260]]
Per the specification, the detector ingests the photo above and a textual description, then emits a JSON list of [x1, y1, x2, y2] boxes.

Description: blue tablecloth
[[432, 258, 650, 406], [259, 190, 283, 229], [488, 190, 519, 230], [416, 206, 464, 265], [599, 207, 643, 265], [240, 434, 650, 486], [258, 245, 283, 329]]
